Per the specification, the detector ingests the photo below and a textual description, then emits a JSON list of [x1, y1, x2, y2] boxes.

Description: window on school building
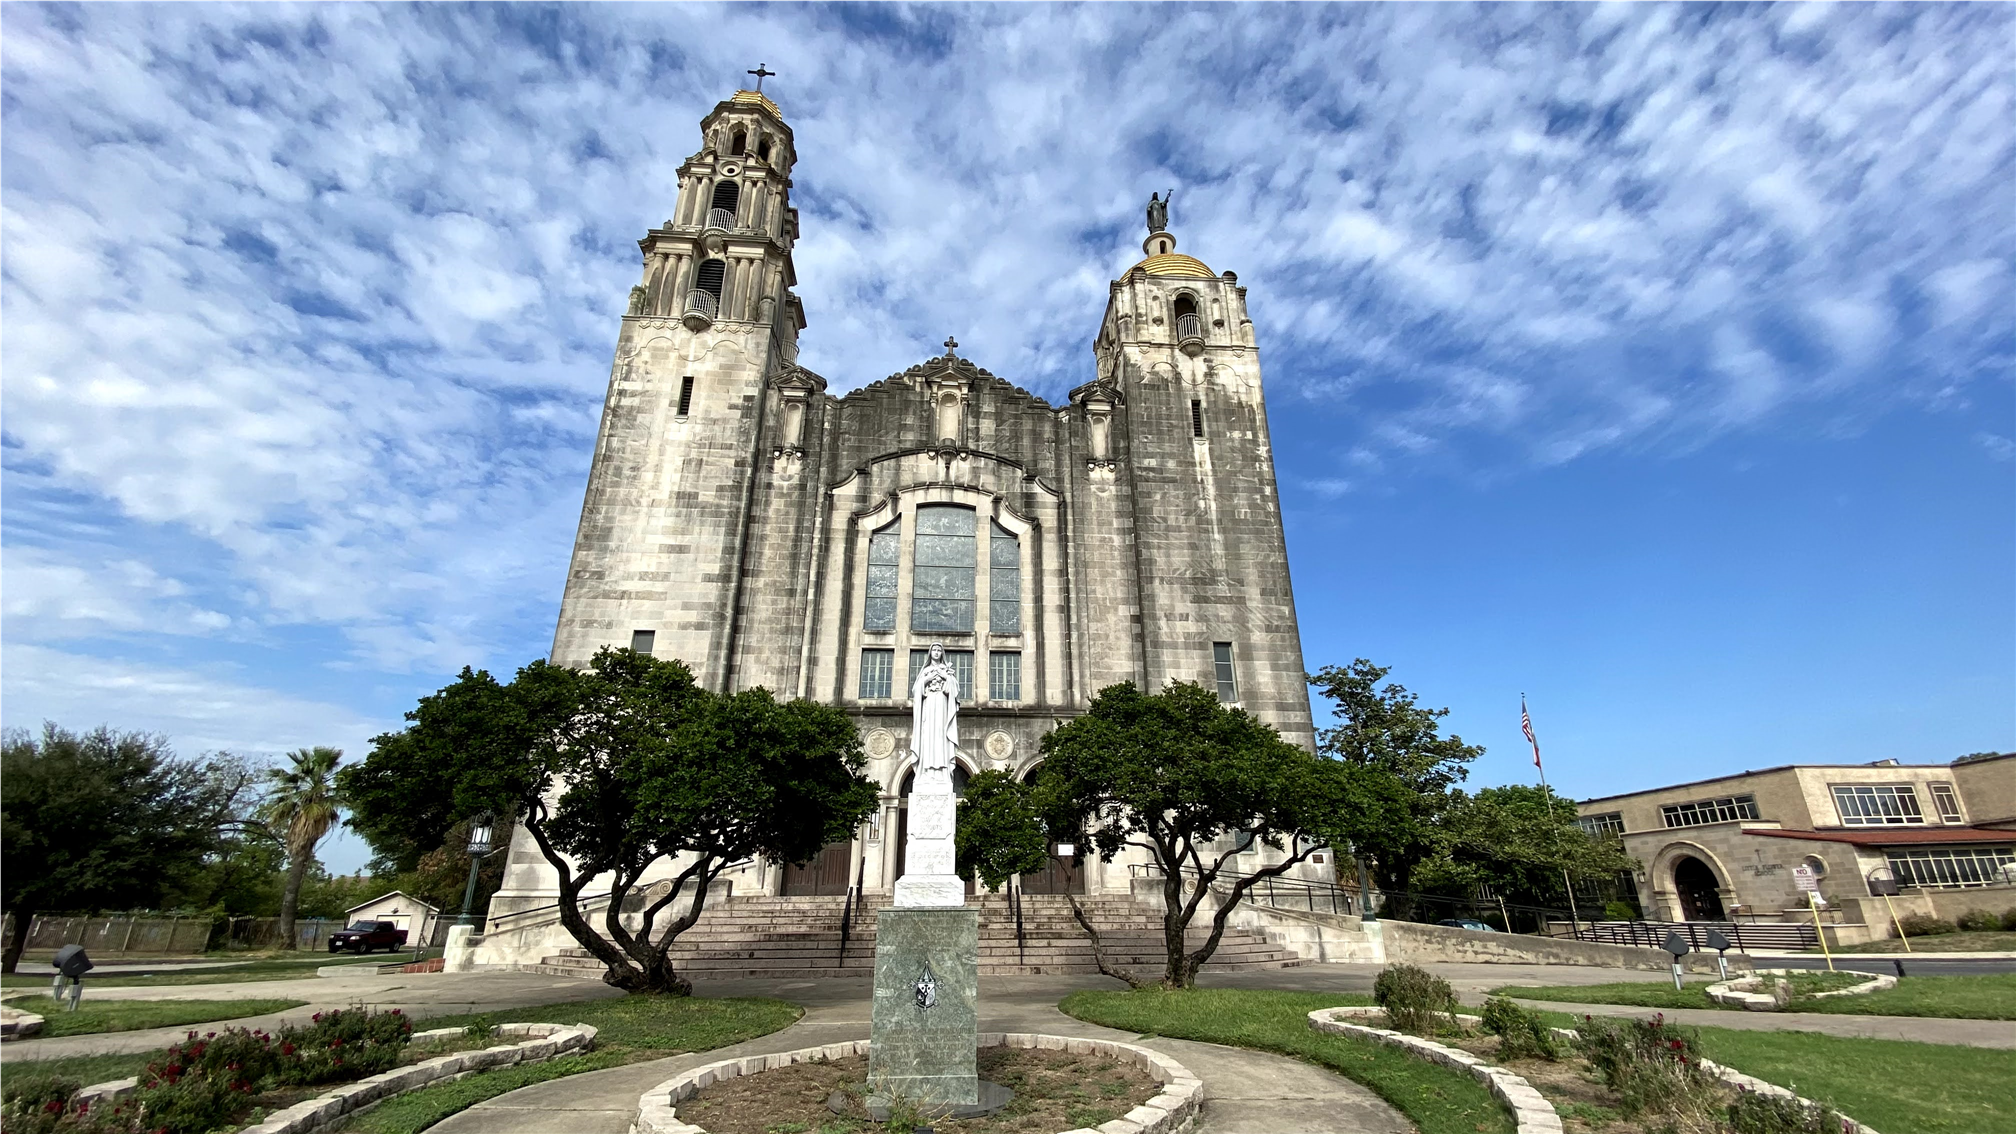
[[1578, 812, 1625, 838], [1928, 783, 1964, 824], [1832, 784, 1925, 826], [1660, 794, 1759, 828], [1212, 642, 1237, 703], [1885, 846, 2015, 889]]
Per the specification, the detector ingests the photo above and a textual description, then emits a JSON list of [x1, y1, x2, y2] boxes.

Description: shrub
[[1576, 1013, 1720, 1119], [1479, 996, 1558, 1060], [1896, 913, 1956, 937], [1373, 963, 1459, 1035], [1954, 909, 2000, 932], [1602, 900, 1639, 921], [131, 1075, 242, 1134], [271, 1007, 413, 1086], [0, 1073, 80, 1112], [2003, 908, 2016, 932], [1729, 1090, 1845, 1134]]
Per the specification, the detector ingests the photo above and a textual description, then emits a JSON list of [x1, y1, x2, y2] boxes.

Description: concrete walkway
[[1507, 998, 2016, 1048], [429, 974, 1408, 1134]]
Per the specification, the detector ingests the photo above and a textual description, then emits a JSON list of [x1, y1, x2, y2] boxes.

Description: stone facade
[[482, 89, 1318, 952], [1576, 753, 2015, 936]]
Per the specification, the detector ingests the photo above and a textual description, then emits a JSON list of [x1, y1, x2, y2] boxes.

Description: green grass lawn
[[1818, 930, 2016, 954], [0, 995, 306, 1037], [0, 1052, 158, 1095], [1686, 1027, 2011, 1134], [1517, 1008, 2014, 1134], [329, 994, 804, 1134], [0, 953, 396, 989], [1495, 972, 2016, 1020], [1059, 987, 1513, 1134]]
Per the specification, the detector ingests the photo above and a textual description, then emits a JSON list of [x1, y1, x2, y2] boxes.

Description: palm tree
[[261, 747, 344, 951]]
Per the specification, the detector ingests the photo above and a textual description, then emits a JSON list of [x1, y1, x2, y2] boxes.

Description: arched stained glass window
[[864, 521, 899, 632], [990, 522, 1020, 633], [912, 505, 975, 631]]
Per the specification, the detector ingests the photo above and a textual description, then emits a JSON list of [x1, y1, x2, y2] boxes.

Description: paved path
[[430, 974, 1408, 1134], [1508, 997, 2016, 1048], [0, 971, 626, 1062]]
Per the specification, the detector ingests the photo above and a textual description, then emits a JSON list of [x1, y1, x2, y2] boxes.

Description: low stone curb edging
[[1704, 968, 1894, 1011], [1309, 1007, 1881, 1134], [69, 1022, 597, 1134], [0, 1003, 45, 1041], [1307, 1008, 1562, 1134], [631, 1033, 1200, 1134]]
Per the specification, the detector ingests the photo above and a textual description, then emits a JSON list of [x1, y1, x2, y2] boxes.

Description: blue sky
[[4, 3, 2010, 874]]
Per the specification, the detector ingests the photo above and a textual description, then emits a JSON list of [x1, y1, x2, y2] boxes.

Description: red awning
[[1746, 827, 2016, 847]]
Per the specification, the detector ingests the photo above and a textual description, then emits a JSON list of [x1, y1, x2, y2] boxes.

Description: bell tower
[[1079, 198, 1313, 747], [550, 84, 809, 686]]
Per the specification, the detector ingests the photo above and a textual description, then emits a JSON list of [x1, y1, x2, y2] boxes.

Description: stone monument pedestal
[[869, 906, 983, 1107]]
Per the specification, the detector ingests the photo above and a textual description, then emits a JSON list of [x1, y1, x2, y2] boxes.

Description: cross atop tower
[[746, 63, 775, 92], [943, 336, 958, 356]]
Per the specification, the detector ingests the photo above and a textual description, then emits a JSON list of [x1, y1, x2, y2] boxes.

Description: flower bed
[[1704, 969, 1893, 1011], [0, 1009, 592, 1134], [633, 1034, 1200, 1134]]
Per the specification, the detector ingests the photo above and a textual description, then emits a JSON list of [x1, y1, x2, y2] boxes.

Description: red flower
[[390, 1008, 401, 1015], [1670, 1040, 1685, 1050]]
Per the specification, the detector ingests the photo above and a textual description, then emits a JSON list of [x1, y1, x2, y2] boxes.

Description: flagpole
[[1525, 694, 1581, 936]]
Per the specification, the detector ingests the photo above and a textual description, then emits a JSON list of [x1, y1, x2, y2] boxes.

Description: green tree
[[1035, 680, 1383, 989], [1308, 659, 1484, 920], [0, 725, 253, 972], [954, 770, 1051, 892], [344, 648, 878, 994], [259, 746, 345, 951], [1425, 785, 1637, 913]]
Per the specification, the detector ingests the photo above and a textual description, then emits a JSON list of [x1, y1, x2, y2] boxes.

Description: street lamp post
[[458, 812, 496, 927]]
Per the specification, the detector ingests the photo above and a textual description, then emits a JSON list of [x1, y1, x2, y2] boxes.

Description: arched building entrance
[[1672, 856, 1726, 921]]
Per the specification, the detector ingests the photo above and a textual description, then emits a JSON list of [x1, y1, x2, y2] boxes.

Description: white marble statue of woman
[[896, 643, 965, 906], [910, 643, 960, 779]]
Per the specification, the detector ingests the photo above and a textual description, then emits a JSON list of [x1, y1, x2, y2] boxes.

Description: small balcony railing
[[1176, 312, 1204, 355], [705, 207, 737, 231], [683, 289, 718, 329]]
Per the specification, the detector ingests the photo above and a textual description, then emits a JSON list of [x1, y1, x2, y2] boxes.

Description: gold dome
[[1130, 252, 1215, 279], [731, 89, 781, 117]]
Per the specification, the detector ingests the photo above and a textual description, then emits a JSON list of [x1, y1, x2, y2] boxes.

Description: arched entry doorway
[[1672, 856, 1726, 921], [895, 765, 977, 896], [1017, 763, 1085, 895]]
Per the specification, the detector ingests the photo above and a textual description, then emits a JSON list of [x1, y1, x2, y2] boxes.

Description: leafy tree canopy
[[1421, 784, 1637, 908], [1308, 659, 1484, 917], [0, 724, 254, 972], [955, 770, 1051, 892], [344, 648, 878, 994], [1034, 680, 1390, 988]]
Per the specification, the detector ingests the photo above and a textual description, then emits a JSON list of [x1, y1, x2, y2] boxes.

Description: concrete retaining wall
[[1223, 905, 1746, 973]]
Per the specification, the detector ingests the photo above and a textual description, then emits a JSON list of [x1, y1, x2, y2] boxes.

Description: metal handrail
[[1127, 862, 1363, 917], [705, 207, 736, 230], [1012, 881, 1026, 965], [684, 289, 719, 320], [1176, 313, 1203, 342]]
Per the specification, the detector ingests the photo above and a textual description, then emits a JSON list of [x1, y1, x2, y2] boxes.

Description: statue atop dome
[[1146, 191, 1171, 234]]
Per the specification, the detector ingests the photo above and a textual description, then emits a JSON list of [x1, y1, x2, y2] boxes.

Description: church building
[[478, 86, 1319, 961]]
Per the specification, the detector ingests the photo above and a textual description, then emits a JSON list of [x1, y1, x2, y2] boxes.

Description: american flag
[[1521, 697, 1541, 769]]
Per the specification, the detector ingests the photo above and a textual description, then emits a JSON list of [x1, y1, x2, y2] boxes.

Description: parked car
[[1437, 918, 1497, 932], [328, 920, 409, 953]]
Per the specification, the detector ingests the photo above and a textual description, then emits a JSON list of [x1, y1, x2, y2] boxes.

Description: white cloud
[[0, 3, 2007, 720]]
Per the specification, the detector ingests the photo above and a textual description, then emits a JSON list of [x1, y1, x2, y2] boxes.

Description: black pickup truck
[[327, 920, 410, 953]]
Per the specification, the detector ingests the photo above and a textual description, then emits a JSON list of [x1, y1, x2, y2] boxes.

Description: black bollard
[[1893, 959, 1905, 979]]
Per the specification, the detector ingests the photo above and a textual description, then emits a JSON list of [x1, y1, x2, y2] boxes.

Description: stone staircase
[[526, 893, 1301, 980]]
